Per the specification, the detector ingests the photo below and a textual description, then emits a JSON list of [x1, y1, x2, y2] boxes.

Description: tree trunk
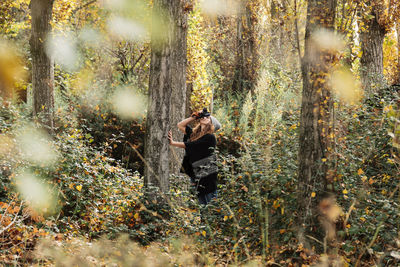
[[269, 0, 286, 64], [232, 0, 260, 94], [396, 22, 400, 84], [169, 0, 188, 175], [145, 0, 188, 193], [360, 9, 387, 91], [185, 82, 193, 117], [297, 0, 337, 248], [30, 0, 54, 129]]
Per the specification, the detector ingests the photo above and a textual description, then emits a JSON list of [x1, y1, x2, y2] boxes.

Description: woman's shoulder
[[203, 133, 216, 142], [202, 133, 215, 138]]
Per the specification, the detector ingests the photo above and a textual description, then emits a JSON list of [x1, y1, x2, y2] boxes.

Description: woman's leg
[[198, 190, 217, 205], [198, 194, 207, 205]]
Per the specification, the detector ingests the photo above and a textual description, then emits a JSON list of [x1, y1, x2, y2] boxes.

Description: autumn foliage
[[0, 0, 400, 266]]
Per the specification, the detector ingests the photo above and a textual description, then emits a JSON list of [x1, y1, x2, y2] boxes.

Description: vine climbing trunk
[[30, 0, 55, 130], [297, 0, 337, 249], [145, 0, 188, 193]]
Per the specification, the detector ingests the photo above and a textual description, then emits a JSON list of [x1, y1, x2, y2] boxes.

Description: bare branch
[[0, 201, 25, 236], [71, 0, 97, 16]]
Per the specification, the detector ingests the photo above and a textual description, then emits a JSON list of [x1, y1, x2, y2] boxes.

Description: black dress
[[181, 126, 218, 195]]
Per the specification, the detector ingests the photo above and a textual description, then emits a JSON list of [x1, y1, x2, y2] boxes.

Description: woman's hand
[[168, 130, 173, 144], [191, 111, 200, 119], [168, 130, 186, 148]]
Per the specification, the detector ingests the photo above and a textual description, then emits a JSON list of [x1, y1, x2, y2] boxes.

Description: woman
[[168, 108, 219, 205]]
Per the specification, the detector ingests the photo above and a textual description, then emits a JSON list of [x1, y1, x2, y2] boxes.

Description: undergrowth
[[0, 82, 399, 266]]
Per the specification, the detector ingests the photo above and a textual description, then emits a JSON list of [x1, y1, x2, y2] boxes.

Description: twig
[[293, 0, 302, 66], [0, 201, 24, 236], [355, 221, 384, 267], [306, 234, 324, 246], [343, 199, 357, 233], [127, 141, 175, 207], [71, 0, 97, 16], [354, 170, 399, 266], [0, 196, 16, 226]]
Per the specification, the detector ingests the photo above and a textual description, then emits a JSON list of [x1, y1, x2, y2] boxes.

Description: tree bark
[[269, 0, 286, 64], [185, 82, 193, 118], [396, 22, 400, 84], [30, 0, 55, 129], [297, 0, 337, 248], [145, 0, 188, 193], [169, 0, 189, 175], [360, 8, 387, 91], [232, 0, 260, 94]]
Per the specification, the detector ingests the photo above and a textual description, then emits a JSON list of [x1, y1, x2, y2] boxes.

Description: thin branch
[[343, 1, 359, 35], [71, 0, 97, 16], [0, 196, 16, 226], [293, 0, 302, 66], [355, 221, 384, 267], [127, 141, 176, 208], [306, 234, 324, 246], [343, 198, 357, 232], [0, 201, 25, 236]]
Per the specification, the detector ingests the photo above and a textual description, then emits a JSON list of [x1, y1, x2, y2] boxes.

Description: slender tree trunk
[[232, 0, 260, 94], [360, 9, 387, 91], [30, 0, 54, 129], [297, 0, 337, 248], [185, 82, 192, 117], [145, 0, 188, 193], [269, 0, 286, 64], [396, 22, 400, 84]]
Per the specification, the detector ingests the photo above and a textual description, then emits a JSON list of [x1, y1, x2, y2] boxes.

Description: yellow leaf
[[202, 230, 206, 237], [342, 189, 348, 194], [322, 158, 327, 162], [224, 215, 228, 221], [311, 192, 316, 198], [357, 168, 364, 175], [134, 213, 139, 220], [76, 185, 82, 191], [273, 200, 280, 209]]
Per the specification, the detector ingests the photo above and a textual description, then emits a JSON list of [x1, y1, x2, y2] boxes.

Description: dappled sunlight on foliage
[[200, 0, 239, 17], [187, 4, 213, 111], [110, 86, 147, 120], [329, 68, 363, 105], [46, 31, 81, 72], [0, 39, 27, 100]]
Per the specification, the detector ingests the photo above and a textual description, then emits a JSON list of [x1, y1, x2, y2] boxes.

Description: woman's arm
[[168, 131, 186, 148], [177, 116, 196, 133]]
